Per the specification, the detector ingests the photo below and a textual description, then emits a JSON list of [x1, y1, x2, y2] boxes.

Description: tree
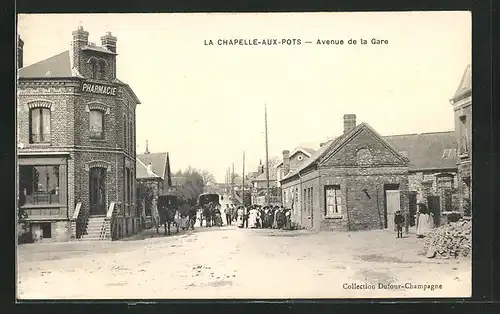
[[174, 168, 214, 203], [268, 156, 281, 168], [199, 169, 216, 185]]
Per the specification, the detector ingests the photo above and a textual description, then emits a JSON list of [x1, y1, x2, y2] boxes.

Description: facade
[[17, 27, 141, 242], [250, 161, 279, 205], [450, 64, 472, 213], [136, 157, 163, 229]]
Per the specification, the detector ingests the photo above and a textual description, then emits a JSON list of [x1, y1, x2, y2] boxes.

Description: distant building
[[276, 147, 316, 185], [17, 27, 140, 242], [450, 64, 472, 212]]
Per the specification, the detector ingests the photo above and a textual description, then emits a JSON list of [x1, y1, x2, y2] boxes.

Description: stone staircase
[[80, 216, 106, 241]]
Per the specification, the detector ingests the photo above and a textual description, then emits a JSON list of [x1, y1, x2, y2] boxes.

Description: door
[[89, 167, 107, 215], [385, 190, 400, 231], [427, 195, 440, 227]]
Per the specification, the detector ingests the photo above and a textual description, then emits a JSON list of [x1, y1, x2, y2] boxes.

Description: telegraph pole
[[265, 104, 270, 207]]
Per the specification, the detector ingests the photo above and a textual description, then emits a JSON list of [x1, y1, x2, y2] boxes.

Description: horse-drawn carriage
[[198, 193, 223, 227]]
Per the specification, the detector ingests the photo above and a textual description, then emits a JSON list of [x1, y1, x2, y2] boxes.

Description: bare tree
[[268, 156, 281, 168]]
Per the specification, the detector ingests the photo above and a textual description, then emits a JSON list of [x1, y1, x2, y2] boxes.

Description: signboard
[[81, 81, 117, 96]]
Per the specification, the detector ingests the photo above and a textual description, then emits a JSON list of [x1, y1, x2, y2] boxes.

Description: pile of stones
[[424, 219, 472, 259]]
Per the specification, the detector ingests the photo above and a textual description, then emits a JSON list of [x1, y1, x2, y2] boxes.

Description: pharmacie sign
[[80, 81, 117, 96]]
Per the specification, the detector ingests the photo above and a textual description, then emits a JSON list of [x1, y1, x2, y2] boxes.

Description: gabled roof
[[136, 157, 161, 179], [282, 122, 410, 182], [276, 147, 316, 168], [137, 152, 168, 180], [384, 131, 458, 171], [452, 64, 472, 101], [18, 51, 74, 79], [18, 49, 141, 105]]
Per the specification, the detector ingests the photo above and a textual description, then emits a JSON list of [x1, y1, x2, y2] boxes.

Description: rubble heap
[[424, 219, 472, 259]]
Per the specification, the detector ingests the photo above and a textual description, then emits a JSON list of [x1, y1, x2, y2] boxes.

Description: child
[[394, 210, 405, 239]]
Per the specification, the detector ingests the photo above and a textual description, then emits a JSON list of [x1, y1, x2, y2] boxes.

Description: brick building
[[450, 64, 472, 212], [281, 114, 411, 231], [280, 113, 462, 231], [276, 147, 315, 186], [17, 27, 141, 242]]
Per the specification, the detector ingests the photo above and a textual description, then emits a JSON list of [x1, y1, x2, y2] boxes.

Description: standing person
[[237, 206, 244, 228], [243, 205, 249, 228], [394, 210, 405, 238], [416, 203, 431, 238], [224, 204, 232, 225]]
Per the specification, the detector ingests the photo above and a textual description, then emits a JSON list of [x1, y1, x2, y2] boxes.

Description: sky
[[18, 12, 471, 183]]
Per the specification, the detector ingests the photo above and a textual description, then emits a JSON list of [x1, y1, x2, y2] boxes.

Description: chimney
[[17, 35, 24, 69], [257, 159, 264, 174], [147, 163, 153, 175], [71, 25, 89, 74], [144, 140, 150, 154], [101, 31, 117, 79], [343, 114, 356, 134], [282, 150, 290, 176]]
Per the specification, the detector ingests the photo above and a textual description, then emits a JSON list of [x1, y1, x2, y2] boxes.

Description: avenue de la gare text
[[204, 38, 389, 46]]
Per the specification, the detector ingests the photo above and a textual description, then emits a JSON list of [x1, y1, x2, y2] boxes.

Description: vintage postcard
[[16, 12, 472, 299]]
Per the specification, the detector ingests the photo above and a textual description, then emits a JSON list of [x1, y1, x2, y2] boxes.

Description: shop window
[[89, 109, 104, 139], [325, 185, 342, 217], [29, 108, 51, 143], [41, 223, 52, 238], [19, 165, 60, 205]]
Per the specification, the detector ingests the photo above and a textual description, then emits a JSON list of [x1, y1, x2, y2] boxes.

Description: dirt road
[[17, 226, 471, 299]]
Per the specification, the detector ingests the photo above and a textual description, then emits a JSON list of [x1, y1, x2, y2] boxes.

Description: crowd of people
[[222, 204, 293, 229]]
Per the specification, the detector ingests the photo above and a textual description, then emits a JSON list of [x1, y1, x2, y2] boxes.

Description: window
[[129, 121, 133, 152], [29, 108, 51, 143], [325, 185, 342, 217], [89, 109, 104, 139], [303, 188, 307, 211], [99, 60, 106, 79], [19, 165, 60, 205], [123, 116, 127, 149], [459, 116, 468, 155], [90, 59, 98, 79]]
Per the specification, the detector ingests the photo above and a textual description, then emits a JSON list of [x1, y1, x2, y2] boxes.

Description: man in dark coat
[[394, 210, 405, 238]]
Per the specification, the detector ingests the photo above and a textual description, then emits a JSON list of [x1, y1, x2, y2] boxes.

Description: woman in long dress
[[416, 203, 432, 238], [248, 207, 259, 228], [237, 206, 244, 228]]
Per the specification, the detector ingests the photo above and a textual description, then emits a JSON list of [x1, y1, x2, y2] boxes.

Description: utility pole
[[232, 163, 235, 200], [265, 104, 270, 207], [242, 151, 245, 206]]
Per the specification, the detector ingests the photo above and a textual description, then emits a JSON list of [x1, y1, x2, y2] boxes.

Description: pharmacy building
[[17, 27, 141, 242]]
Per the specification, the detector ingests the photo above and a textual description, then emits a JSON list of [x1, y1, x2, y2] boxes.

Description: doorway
[[384, 184, 400, 230], [89, 167, 107, 216]]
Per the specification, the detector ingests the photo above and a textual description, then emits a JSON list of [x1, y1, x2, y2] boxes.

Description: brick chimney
[[101, 31, 117, 79], [17, 35, 24, 69], [282, 150, 290, 177], [71, 26, 89, 74], [343, 114, 356, 134]]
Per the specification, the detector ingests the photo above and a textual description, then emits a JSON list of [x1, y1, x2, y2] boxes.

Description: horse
[[188, 207, 197, 230], [202, 204, 212, 227], [156, 205, 179, 235]]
